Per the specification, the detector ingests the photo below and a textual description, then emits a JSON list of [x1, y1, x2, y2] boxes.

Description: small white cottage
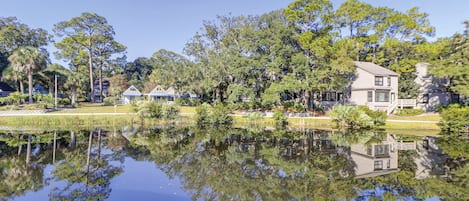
[[122, 85, 142, 104]]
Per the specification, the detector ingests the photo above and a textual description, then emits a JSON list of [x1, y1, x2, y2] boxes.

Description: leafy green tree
[[1, 66, 26, 93], [429, 21, 469, 98], [7, 46, 49, 103], [0, 17, 51, 75], [54, 12, 123, 102], [149, 49, 193, 93]]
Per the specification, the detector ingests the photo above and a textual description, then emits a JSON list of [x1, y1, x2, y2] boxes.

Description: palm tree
[[1, 66, 26, 93], [8, 47, 48, 104]]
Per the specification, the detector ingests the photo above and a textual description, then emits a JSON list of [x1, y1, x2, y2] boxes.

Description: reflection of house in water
[[350, 134, 418, 178], [351, 134, 399, 178]]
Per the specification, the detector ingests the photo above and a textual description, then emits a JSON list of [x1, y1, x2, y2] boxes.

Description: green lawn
[[388, 113, 441, 121], [53, 103, 135, 113]]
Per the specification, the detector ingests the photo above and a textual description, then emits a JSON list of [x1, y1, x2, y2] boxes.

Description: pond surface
[[0, 126, 467, 201]]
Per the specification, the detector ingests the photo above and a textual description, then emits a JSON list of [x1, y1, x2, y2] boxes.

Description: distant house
[[321, 61, 399, 114], [122, 85, 142, 104], [0, 82, 15, 97], [93, 79, 110, 102], [146, 85, 176, 103], [413, 63, 451, 111], [396, 63, 464, 111]]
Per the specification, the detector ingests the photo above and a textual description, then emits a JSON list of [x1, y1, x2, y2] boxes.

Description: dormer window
[[375, 76, 383, 86]]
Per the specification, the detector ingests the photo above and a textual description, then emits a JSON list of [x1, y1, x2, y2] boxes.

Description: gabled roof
[[122, 85, 142, 96], [0, 82, 15, 92], [354, 61, 399, 76], [147, 85, 175, 97], [148, 85, 166, 96]]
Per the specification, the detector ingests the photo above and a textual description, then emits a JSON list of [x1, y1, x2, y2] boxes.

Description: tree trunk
[[28, 70, 33, 104], [86, 131, 93, 184], [19, 80, 24, 94], [26, 134, 31, 164], [99, 65, 103, 102], [88, 39, 95, 103], [71, 85, 77, 105], [303, 90, 311, 110], [70, 130, 76, 149]]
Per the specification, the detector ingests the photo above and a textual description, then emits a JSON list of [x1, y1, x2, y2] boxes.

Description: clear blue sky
[[1, 0, 468, 64]]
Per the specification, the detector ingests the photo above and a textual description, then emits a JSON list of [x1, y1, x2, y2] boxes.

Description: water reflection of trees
[[0, 129, 125, 201], [49, 129, 125, 201], [1, 127, 467, 201], [128, 127, 418, 200]]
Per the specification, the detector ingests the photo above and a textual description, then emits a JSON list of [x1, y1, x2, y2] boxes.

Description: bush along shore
[[0, 102, 444, 135]]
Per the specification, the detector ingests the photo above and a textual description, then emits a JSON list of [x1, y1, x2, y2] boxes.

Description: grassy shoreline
[[0, 104, 442, 135], [0, 112, 441, 136]]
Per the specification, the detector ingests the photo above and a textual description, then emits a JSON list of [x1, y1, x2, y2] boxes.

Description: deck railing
[[397, 99, 417, 108]]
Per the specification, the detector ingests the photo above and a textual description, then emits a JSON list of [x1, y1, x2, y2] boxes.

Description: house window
[[367, 91, 373, 102], [375, 76, 384, 86], [452, 94, 460, 103], [422, 94, 429, 104], [330, 92, 336, 101], [337, 93, 343, 101], [367, 146, 373, 155], [387, 159, 391, 168], [374, 160, 383, 170], [374, 144, 389, 157], [322, 92, 337, 101], [375, 90, 389, 102], [387, 77, 391, 87]]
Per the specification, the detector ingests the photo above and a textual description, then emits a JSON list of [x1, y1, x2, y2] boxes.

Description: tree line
[[1, 0, 468, 109]]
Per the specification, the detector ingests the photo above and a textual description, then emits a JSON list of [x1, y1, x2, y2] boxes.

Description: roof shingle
[[354, 61, 399, 76]]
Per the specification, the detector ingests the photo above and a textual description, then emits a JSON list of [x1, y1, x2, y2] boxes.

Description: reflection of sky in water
[[13, 157, 190, 201]]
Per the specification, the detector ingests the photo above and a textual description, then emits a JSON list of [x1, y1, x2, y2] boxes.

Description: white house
[[320, 61, 399, 114], [122, 85, 142, 104], [146, 85, 176, 103]]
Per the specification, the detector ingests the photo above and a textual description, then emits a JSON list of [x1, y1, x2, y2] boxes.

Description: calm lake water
[[0, 126, 467, 201]]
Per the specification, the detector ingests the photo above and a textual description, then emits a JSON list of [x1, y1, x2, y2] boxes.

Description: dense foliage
[[195, 103, 233, 126], [0, 1, 467, 113], [439, 105, 469, 133]]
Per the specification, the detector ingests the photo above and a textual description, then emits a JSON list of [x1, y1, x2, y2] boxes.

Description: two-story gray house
[[351, 62, 399, 113], [320, 62, 399, 114]]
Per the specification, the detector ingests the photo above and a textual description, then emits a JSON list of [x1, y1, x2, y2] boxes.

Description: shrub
[[58, 98, 71, 106], [439, 105, 469, 133], [209, 103, 233, 125], [103, 97, 118, 106], [34, 94, 54, 109], [195, 103, 211, 125], [292, 102, 306, 113], [358, 106, 387, 126], [161, 104, 179, 120], [282, 100, 295, 111], [134, 101, 180, 121], [396, 108, 424, 116], [273, 109, 288, 127], [329, 105, 379, 129], [5, 92, 28, 105], [195, 103, 233, 125]]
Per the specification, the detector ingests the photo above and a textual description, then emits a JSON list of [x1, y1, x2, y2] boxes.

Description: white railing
[[397, 99, 417, 109], [387, 101, 399, 115], [397, 141, 417, 150]]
